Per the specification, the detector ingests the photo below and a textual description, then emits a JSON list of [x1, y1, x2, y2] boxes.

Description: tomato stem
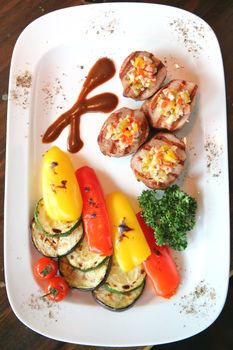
[[40, 266, 51, 277], [42, 287, 58, 300]]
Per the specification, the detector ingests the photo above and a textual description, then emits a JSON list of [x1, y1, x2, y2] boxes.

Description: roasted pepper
[[106, 192, 151, 272], [42, 146, 82, 221], [137, 212, 180, 298], [75, 166, 113, 256]]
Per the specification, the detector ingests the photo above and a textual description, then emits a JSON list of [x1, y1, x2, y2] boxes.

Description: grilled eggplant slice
[[66, 237, 108, 271], [59, 256, 111, 291], [105, 257, 146, 293], [34, 199, 81, 237], [93, 281, 145, 311], [31, 219, 83, 257]]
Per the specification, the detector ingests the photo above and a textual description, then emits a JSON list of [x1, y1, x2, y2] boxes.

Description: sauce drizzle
[[42, 57, 118, 153]]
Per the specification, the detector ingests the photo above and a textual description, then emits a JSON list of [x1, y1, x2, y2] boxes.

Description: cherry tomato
[[44, 276, 69, 302], [33, 257, 58, 280]]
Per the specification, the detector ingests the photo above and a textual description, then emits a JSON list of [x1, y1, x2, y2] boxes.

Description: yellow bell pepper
[[106, 192, 151, 272], [42, 146, 82, 221]]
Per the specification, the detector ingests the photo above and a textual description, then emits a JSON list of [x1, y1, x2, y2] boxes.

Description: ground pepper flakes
[[21, 290, 60, 322], [178, 280, 216, 316], [169, 18, 208, 58], [204, 137, 223, 177], [11, 70, 32, 109], [16, 71, 32, 88]]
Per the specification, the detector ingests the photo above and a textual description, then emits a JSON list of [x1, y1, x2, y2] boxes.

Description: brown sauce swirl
[[42, 57, 118, 153]]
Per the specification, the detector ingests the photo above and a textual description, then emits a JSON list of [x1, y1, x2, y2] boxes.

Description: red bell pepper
[[75, 166, 113, 256], [136, 212, 180, 298]]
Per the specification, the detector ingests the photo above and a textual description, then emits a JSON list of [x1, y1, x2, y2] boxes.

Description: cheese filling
[[126, 56, 157, 93], [106, 114, 141, 150], [141, 144, 179, 182]]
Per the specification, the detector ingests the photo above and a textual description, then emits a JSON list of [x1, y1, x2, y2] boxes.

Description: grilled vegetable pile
[[31, 150, 149, 310], [31, 145, 197, 311]]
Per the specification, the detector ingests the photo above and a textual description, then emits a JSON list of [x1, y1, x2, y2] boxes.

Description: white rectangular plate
[[5, 2, 230, 346]]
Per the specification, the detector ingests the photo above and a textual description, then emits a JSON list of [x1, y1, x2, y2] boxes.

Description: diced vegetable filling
[[141, 145, 179, 182], [156, 87, 191, 124], [126, 56, 157, 93], [106, 114, 141, 149]]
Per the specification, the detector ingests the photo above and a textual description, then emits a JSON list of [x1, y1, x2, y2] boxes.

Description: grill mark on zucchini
[[34, 199, 81, 237], [105, 258, 146, 293], [66, 237, 109, 271], [31, 219, 83, 257], [93, 281, 145, 311], [59, 256, 112, 291]]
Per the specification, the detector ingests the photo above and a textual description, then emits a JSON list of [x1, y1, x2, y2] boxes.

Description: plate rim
[[4, 2, 230, 346]]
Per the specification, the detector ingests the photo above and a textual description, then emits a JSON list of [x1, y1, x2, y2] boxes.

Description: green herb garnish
[[138, 185, 197, 251]]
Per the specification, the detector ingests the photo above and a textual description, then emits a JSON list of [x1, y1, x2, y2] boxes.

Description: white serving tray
[[4, 2, 229, 346]]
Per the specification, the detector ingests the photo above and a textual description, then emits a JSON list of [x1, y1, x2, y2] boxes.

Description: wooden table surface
[[0, 1, 232, 349]]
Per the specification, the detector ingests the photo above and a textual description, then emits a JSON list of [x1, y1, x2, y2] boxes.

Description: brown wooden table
[[0, 1, 232, 349]]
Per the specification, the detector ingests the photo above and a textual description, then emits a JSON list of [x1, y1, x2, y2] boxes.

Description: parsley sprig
[[138, 185, 197, 251]]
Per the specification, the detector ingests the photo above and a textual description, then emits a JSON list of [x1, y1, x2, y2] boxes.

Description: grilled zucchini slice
[[93, 281, 145, 311], [31, 219, 83, 257], [59, 256, 111, 291], [34, 199, 81, 237], [66, 237, 108, 271], [105, 257, 146, 293]]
